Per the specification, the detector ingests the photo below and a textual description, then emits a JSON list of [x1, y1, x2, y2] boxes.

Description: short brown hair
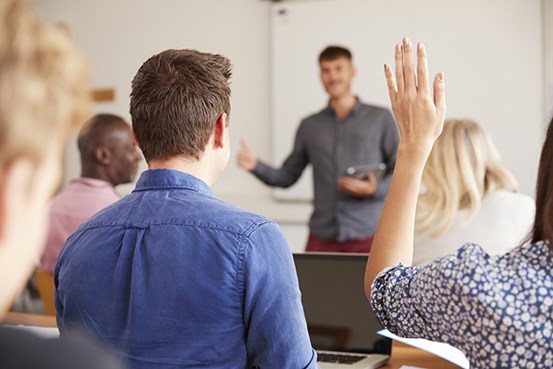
[[319, 46, 352, 63], [0, 0, 90, 167], [130, 49, 232, 162]]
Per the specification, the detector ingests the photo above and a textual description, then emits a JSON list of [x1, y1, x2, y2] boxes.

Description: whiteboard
[[271, 0, 543, 201]]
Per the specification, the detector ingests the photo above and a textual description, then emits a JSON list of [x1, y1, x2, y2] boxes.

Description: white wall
[[271, 0, 543, 201], [29, 0, 553, 253], [29, 0, 310, 252], [30, 0, 274, 196]]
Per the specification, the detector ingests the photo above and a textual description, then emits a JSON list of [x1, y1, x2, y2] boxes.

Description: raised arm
[[364, 37, 446, 298], [240, 123, 309, 188]]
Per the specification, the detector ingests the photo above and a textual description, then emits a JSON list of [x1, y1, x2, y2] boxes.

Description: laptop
[[293, 253, 391, 369]]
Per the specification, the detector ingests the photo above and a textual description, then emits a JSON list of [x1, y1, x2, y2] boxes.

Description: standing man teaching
[[238, 46, 399, 253]]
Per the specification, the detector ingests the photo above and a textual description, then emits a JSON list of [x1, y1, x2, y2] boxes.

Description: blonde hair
[[0, 0, 90, 167], [416, 118, 518, 237]]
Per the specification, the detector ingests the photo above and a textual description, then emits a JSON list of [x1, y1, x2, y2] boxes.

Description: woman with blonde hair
[[413, 118, 534, 265]]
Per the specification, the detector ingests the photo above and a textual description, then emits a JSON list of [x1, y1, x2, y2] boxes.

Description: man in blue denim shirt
[[55, 49, 318, 369]]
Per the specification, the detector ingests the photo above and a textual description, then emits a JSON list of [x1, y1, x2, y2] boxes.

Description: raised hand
[[237, 139, 258, 172], [385, 37, 446, 158], [365, 38, 446, 298]]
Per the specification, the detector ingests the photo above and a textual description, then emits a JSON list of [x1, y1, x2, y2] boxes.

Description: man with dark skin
[[77, 114, 141, 187], [40, 113, 142, 273]]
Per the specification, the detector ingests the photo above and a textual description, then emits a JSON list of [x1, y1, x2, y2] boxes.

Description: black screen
[[293, 253, 392, 355]]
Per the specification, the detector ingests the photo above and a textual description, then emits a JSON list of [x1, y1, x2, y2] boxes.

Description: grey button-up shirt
[[253, 100, 399, 242]]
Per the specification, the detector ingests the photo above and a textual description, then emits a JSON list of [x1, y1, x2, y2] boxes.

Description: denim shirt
[[55, 169, 318, 369]]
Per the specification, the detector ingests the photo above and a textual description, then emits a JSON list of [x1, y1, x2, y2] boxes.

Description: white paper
[[8, 324, 60, 338], [378, 329, 470, 369]]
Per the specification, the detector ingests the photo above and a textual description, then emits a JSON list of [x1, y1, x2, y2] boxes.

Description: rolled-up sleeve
[[370, 244, 490, 345], [242, 221, 318, 369], [252, 122, 309, 188]]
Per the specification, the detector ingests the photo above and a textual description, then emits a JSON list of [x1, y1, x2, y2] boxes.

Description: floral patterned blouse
[[371, 241, 553, 369]]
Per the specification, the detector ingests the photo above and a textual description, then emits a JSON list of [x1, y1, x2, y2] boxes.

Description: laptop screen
[[293, 253, 392, 355]]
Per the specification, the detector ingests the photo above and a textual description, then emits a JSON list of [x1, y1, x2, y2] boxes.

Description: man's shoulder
[[197, 197, 278, 236], [78, 190, 278, 238], [357, 102, 393, 117], [300, 105, 333, 124], [301, 102, 393, 120], [50, 179, 119, 213], [484, 190, 535, 212], [49, 185, 75, 207]]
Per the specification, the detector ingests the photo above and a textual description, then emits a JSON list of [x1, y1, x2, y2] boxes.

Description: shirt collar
[[325, 96, 362, 116], [133, 169, 215, 198]]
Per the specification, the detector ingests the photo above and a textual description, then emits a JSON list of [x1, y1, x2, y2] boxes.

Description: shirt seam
[[75, 220, 275, 239], [235, 221, 274, 327]]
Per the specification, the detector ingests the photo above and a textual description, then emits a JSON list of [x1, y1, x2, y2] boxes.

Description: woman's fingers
[[433, 72, 446, 121], [384, 64, 397, 102], [394, 43, 404, 94], [417, 43, 430, 96], [401, 37, 416, 95], [385, 38, 446, 144]]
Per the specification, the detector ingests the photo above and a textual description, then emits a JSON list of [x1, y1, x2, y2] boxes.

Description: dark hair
[[77, 113, 127, 154], [318, 46, 352, 63], [531, 116, 553, 248], [130, 49, 232, 162]]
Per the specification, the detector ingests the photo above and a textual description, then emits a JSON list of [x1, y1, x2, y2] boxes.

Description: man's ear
[[131, 128, 142, 149], [93, 146, 111, 166], [214, 113, 228, 149], [0, 160, 33, 242]]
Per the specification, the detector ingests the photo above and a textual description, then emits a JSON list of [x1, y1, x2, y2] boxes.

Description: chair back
[[34, 269, 56, 315]]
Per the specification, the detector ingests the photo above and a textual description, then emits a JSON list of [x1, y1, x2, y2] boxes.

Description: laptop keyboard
[[317, 352, 367, 364]]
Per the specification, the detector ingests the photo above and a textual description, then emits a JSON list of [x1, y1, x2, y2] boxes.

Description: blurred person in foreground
[[0, 1, 126, 368]]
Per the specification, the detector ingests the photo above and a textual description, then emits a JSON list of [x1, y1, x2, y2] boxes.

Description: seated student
[[40, 113, 142, 274], [365, 37, 552, 369], [413, 118, 534, 265], [0, 1, 125, 368], [55, 49, 318, 369]]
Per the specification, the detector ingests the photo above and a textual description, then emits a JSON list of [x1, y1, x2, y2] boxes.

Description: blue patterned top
[[371, 241, 553, 369]]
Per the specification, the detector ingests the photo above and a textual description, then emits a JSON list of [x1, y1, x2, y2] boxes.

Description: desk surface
[[2, 312, 57, 327], [1, 313, 462, 368]]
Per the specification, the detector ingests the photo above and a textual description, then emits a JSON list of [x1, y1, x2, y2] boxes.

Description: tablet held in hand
[[343, 163, 387, 180]]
